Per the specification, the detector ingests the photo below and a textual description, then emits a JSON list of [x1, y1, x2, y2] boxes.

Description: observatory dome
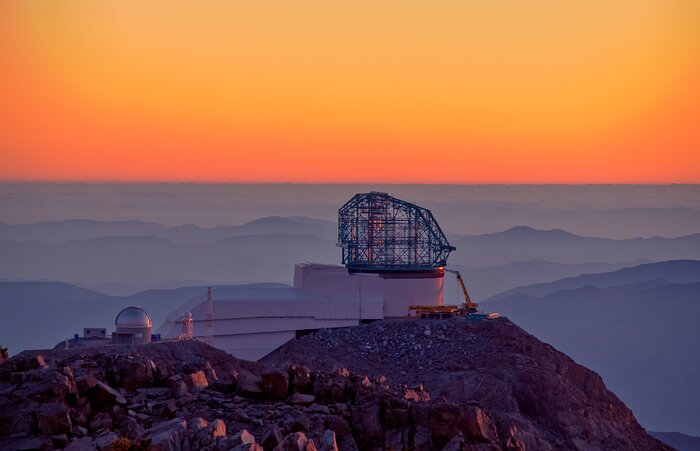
[[115, 307, 152, 328]]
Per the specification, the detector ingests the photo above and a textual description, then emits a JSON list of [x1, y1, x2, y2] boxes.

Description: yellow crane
[[445, 268, 479, 313], [408, 268, 480, 318]]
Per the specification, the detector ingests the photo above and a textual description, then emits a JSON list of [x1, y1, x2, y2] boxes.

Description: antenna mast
[[204, 287, 214, 346]]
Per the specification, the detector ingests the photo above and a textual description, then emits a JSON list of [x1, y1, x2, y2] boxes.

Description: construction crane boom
[[445, 269, 478, 313]]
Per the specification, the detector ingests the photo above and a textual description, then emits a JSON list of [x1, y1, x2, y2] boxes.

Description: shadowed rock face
[[0, 321, 668, 451], [267, 318, 669, 451]]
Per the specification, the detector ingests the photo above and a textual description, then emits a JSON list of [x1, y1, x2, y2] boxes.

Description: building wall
[[157, 263, 444, 361], [294, 263, 444, 317], [157, 288, 383, 361], [114, 326, 152, 344]]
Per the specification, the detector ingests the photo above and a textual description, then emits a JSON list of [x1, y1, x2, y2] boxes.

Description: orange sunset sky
[[1, 1, 699, 183]]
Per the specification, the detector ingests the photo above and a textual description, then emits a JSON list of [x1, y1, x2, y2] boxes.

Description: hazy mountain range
[[3, 218, 700, 298], [3, 184, 700, 238], [484, 260, 700, 436], [0, 281, 288, 355]]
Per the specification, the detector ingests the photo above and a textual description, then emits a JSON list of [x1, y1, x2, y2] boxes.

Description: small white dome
[[115, 307, 152, 328], [184, 311, 192, 319]]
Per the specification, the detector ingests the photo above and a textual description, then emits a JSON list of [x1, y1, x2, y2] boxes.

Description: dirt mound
[[267, 318, 668, 450]]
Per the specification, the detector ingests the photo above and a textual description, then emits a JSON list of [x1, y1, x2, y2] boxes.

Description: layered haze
[[1, 183, 699, 437]]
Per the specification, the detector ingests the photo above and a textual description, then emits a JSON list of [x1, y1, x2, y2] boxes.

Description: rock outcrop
[[0, 319, 668, 450]]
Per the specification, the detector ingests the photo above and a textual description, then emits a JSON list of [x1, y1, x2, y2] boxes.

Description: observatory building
[[158, 192, 455, 360], [113, 306, 153, 344]]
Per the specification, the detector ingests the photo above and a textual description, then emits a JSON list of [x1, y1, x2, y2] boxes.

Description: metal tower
[[338, 192, 455, 272], [178, 311, 194, 340], [204, 287, 214, 346]]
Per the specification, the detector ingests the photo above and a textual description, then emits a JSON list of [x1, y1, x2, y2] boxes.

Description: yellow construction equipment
[[408, 268, 481, 318], [445, 268, 479, 313]]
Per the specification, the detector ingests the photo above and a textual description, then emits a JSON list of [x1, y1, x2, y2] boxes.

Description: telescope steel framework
[[338, 192, 455, 272]]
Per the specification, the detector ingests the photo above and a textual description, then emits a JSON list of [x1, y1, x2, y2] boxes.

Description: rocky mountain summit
[[0, 318, 668, 450]]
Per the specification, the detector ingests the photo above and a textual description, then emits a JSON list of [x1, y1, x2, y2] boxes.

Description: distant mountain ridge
[[449, 226, 700, 267], [650, 431, 700, 451], [0, 280, 289, 356], [0, 216, 337, 244], [485, 259, 700, 302], [485, 259, 700, 436], [0, 232, 338, 288], [2, 219, 700, 295]]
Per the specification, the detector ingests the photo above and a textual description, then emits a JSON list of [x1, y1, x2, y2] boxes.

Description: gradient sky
[[1, 1, 699, 183]]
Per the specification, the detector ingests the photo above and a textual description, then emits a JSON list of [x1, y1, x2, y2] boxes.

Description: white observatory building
[[158, 192, 454, 360], [113, 306, 153, 344]]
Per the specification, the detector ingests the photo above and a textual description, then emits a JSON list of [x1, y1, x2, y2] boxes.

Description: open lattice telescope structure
[[338, 192, 455, 272]]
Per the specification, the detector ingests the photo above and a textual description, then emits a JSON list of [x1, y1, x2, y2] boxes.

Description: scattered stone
[[24, 355, 48, 371], [237, 370, 263, 396], [94, 431, 118, 450], [209, 418, 227, 438], [147, 418, 187, 451], [0, 322, 672, 451], [288, 393, 315, 406], [231, 428, 256, 446], [159, 399, 178, 419], [87, 381, 126, 409], [184, 370, 208, 392], [262, 426, 284, 450], [261, 368, 289, 399], [38, 402, 72, 435]]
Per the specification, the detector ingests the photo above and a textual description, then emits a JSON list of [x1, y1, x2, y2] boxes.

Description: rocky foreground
[[1, 318, 668, 451]]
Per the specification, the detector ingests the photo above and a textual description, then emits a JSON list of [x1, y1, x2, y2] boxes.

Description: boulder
[[209, 381, 235, 394], [87, 381, 126, 410], [160, 399, 178, 419], [209, 419, 227, 438], [204, 362, 219, 384], [38, 402, 72, 435], [147, 418, 187, 451], [237, 370, 263, 397], [261, 426, 285, 450], [350, 401, 383, 449], [14, 367, 77, 402], [114, 359, 156, 391], [286, 415, 310, 433], [183, 370, 208, 392], [0, 398, 39, 436], [65, 436, 97, 451], [287, 393, 315, 406], [0, 436, 53, 451], [95, 431, 118, 451], [51, 433, 69, 449], [288, 365, 312, 394], [168, 378, 188, 399], [308, 404, 330, 415], [88, 412, 113, 433], [412, 426, 433, 451], [75, 373, 100, 394], [120, 416, 146, 439], [320, 430, 339, 451], [24, 355, 48, 371], [440, 431, 464, 451], [463, 405, 496, 443], [261, 369, 289, 399], [231, 428, 256, 446], [274, 432, 314, 451], [187, 417, 208, 432], [427, 403, 462, 447]]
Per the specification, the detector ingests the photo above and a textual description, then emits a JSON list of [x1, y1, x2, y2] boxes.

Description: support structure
[[204, 287, 214, 346], [179, 311, 194, 340], [338, 192, 455, 272]]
